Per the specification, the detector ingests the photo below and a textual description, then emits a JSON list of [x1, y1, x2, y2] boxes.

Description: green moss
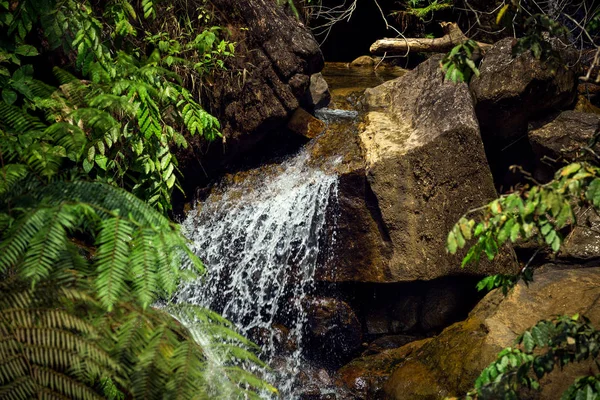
[[407, 1, 452, 20]]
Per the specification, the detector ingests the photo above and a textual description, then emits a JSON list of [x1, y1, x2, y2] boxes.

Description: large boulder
[[471, 38, 577, 144], [325, 55, 514, 282], [529, 110, 600, 180], [528, 111, 600, 261], [336, 339, 431, 400], [205, 0, 325, 158], [383, 266, 600, 399]]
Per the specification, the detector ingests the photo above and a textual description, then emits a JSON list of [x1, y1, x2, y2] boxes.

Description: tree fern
[[0, 1, 274, 398], [0, 278, 119, 400]]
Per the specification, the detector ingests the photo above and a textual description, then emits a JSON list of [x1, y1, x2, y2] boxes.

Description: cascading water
[[174, 144, 340, 398]]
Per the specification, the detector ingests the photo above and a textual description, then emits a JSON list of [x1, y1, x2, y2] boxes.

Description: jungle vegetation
[[0, 0, 275, 399]]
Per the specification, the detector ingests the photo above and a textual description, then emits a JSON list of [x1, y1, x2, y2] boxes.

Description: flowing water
[[174, 145, 340, 398]]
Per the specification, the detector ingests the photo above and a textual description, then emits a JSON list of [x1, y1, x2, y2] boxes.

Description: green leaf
[[95, 154, 108, 171], [15, 44, 39, 56], [561, 163, 581, 177], [83, 158, 93, 173], [498, 218, 515, 245], [2, 88, 17, 105], [459, 218, 473, 240], [447, 231, 458, 254], [474, 223, 485, 237], [87, 146, 95, 162], [510, 222, 520, 242], [522, 331, 535, 352]]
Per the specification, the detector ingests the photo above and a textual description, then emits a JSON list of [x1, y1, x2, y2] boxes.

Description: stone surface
[[529, 111, 600, 162], [287, 107, 326, 139], [561, 208, 600, 261], [529, 110, 600, 182], [420, 280, 467, 332], [336, 339, 432, 400], [306, 73, 331, 109], [471, 38, 577, 143], [303, 297, 363, 366], [383, 266, 600, 399], [575, 94, 600, 115], [362, 335, 422, 356], [205, 0, 324, 158], [327, 55, 514, 282], [350, 56, 376, 67]]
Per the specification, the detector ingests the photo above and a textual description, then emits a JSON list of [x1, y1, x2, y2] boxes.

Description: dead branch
[[370, 22, 492, 54]]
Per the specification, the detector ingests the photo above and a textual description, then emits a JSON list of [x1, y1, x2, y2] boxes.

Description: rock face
[[337, 339, 431, 400], [306, 73, 331, 110], [383, 266, 600, 399], [208, 0, 325, 157], [529, 111, 600, 177], [326, 55, 513, 282], [562, 209, 600, 261], [528, 111, 600, 261], [303, 297, 362, 367], [471, 38, 577, 143]]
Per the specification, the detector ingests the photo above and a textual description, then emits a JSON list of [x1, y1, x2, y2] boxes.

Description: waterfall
[[174, 145, 339, 398]]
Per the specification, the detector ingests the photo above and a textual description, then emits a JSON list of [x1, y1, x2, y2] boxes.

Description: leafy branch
[[460, 315, 600, 400]]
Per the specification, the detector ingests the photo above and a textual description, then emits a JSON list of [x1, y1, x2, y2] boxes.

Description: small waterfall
[[175, 145, 339, 398]]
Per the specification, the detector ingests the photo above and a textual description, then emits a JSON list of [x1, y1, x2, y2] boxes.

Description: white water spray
[[175, 146, 339, 398]]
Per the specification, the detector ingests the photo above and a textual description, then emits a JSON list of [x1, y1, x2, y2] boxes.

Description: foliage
[[440, 40, 481, 82], [495, 3, 570, 72], [0, 273, 276, 399], [0, 0, 234, 213], [446, 161, 600, 290], [461, 315, 600, 400], [0, 0, 275, 398], [406, 0, 453, 20]]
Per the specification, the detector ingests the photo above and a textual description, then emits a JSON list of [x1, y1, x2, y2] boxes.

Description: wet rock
[[365, 308, 389, 336], [389, 295, 421, 333], [350, 56, 376, 67], [529, 111, 600, 182], [327, 55, 514, 282], [304, 297, 363, 366], [529, 111, 600, 162], [307, 73, 331, 110], [362, 335, 421, 356], [204, 0, 324, 159], [287, 107, 326, 139], [420, 279, 474, 332], [471, 38, 577, 144], [561, 208, 600, 261], [383, 266, 600, 399], [575, 94, 600, 115], [337, 339, 431, 400]]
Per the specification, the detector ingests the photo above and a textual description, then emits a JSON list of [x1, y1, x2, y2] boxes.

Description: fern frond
[[95, 217, 134, 311], [177, 89, 221, 141], [141, 0, 158, 19], [0, 164, 29, 196], [34, 181, 169, 227], [20, 205, 73, 283], [0, 207, 53, 274], [128, 229, 158, 309], [47, 122, 87, 162], [0, 102, 47, 132], [0, 280, 119, 400]]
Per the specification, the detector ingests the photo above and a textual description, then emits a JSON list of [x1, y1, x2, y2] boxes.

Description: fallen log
[[370, 22, 492, 55]]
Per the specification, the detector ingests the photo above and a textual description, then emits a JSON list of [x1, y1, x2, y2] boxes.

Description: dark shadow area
[[313, 0, 393, 62]]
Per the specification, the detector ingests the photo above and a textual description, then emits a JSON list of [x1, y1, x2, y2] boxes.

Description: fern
[[0, 278, 119, 400], [0, 1, 274, 398]]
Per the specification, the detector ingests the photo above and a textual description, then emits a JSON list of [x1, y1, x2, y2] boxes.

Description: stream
[[171, 63, 405, 399]]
